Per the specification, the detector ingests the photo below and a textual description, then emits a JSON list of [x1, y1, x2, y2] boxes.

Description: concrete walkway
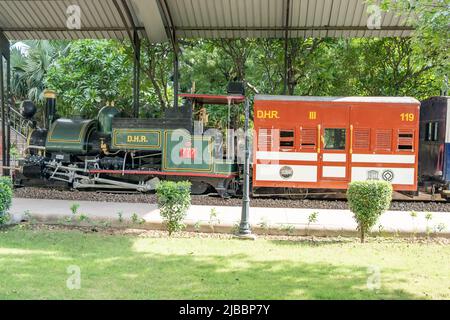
[[8, 198, 450, 237]]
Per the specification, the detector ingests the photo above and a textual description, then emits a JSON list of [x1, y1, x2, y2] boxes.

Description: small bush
[[130, 213, 145, 225], [279, 224, 295, 235], [156, 181, 191, 236], [308, 211, 319, 224], [117, 211, 124, 223], [347, 181, 392, 243], [70, 203, 80, 216], [0, 177, 13, 225]]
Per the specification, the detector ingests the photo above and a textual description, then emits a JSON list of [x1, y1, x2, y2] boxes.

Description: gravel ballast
[[13, 187, 450, 212]]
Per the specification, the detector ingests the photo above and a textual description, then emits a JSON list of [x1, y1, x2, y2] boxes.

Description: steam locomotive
[[13, 86, 450, 200]]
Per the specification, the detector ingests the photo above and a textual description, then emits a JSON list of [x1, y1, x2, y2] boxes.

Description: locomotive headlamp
[[43, 89, 56, 99]]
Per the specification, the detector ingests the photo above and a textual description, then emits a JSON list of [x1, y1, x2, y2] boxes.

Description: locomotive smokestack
[[43, 89, 56, 129]]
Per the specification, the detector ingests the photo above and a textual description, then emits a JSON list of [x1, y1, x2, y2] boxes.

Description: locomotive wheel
[[190, 181, 210, 195], [285, 187, 308, 199]]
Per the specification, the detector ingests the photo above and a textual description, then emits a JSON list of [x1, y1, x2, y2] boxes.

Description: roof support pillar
[[157, 0, 180, 108], [133, 29, 140, 117], [0, 31, 10, 175], [113, 0, 141, 116], [283, 0, 290, 95], [173, 44, 179, 108], [283, 36, 288, 95]]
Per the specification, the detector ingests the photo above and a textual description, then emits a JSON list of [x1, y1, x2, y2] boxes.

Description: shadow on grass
[[268, 238, 355, 247], [0, 228, 418, 299]]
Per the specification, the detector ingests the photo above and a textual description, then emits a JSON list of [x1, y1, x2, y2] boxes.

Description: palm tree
[[11, 40, 68, 107]]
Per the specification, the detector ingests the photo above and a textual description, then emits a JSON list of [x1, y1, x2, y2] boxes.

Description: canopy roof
[[0, 0, 413, 42]]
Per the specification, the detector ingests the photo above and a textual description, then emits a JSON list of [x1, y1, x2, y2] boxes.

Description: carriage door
[[317, 107, 350, 185]]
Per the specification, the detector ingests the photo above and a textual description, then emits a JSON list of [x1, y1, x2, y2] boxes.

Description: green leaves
[[45, 40, 133, 118], [156, 181, 192, 236], [0, 177, 13, 225], [11, 40, 66, 108], [347, 181, 393, 243]]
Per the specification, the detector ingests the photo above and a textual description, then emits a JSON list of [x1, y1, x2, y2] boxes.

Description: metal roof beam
[[112, 0, 138, 50], [172, 26, 414, 32], [112, 0, 141, 117], [120, 0, 140, 40], [156, 0, 179, 53], [1, 27, 144, 32]]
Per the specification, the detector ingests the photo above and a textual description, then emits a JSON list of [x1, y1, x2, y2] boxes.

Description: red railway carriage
[[252, 95, 420, 192]]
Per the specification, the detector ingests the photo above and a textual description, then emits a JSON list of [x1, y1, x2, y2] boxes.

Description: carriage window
[[398, 129, 414, 151], [279, 130, 294, 148], [375, 129, 392, 151], [258, 128, 273, 150], [324, 128, 346, 150], [433, 122, 439, 141], [300, 127, 317, 150], [353, 128, 370, 150], [425, 122, 439, 142]]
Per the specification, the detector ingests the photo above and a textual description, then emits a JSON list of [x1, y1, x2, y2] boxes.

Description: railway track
[[13, 187, 450, 212]]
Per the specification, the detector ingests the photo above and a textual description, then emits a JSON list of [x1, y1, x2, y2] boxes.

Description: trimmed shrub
[[156, 180, 191, 236], [0, 177, 13, 225], [347, 181, 393, 243]]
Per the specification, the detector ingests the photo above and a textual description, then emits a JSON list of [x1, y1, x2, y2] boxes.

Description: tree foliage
[[378, 0, 449, 94], [156, 180, 192, 236], [347, 181, 393, 243], [138, 40, 174, 117], [0, 177, 13, 225], [11, 40, 67, 106], [45, 40, 133, 118]]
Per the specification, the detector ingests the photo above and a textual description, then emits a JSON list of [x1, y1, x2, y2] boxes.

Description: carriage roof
[[254, 95, 419, 104]]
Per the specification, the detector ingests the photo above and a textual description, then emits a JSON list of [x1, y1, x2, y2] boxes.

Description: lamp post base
[[233, 233, 257, 240]]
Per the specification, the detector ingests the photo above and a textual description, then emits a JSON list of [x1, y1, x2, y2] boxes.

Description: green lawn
[[0, 227, 449, 299]]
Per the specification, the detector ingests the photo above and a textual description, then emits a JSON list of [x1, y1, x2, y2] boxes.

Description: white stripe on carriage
[[256, 151, 317, 161], [323, 153, 346, 162], [256, 164, 318, 182], [322, 166, 346, 178], [351, 154, 415, 164]]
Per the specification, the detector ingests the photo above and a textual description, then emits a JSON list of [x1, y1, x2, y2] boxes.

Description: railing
[[6, 105, 31, 140], [0, 104, 33, 166]]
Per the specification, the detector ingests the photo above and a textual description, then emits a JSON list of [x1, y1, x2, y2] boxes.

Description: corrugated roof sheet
[[0, 0, 140, 40], [164, 0, 413, 40], [0, 0, 413, 41]]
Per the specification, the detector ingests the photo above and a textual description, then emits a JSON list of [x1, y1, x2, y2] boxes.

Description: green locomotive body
[[18, 92, 243, 197]]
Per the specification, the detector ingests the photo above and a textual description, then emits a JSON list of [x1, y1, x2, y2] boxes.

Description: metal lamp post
[[237, 98, 255, 239]]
